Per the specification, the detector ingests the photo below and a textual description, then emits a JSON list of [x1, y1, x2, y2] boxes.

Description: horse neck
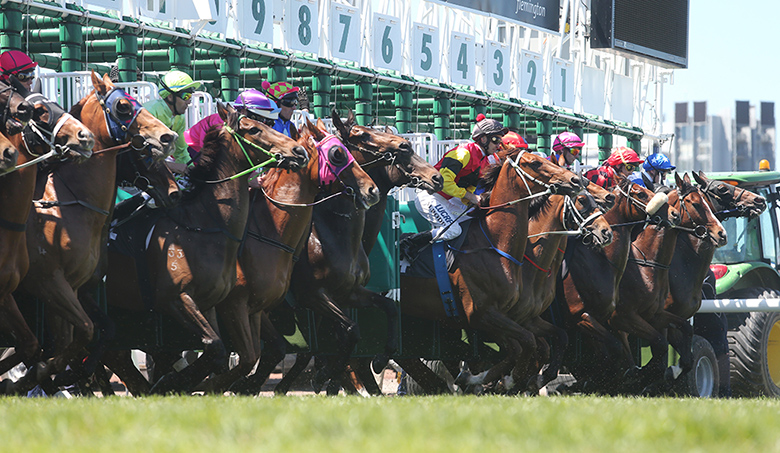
[[42, 138, 117, 212], [485, 165, 530, 271], [312, 194, 365, 256], [633, 223, 679, 268], [526, 196, 566, 274], [362, 165, 395, 253], [0, 136, 37, 224], [672, 233, 716, 291]]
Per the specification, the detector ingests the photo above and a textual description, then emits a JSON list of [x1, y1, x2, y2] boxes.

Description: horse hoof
[[454, 369, 471, 388], [371, 354, 390, 374], [150, 372, 181, 395], [53, 368, 80, 388], [311, 370, 329, 394]]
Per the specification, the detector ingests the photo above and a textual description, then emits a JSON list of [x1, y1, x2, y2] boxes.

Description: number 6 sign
[[373, 13, 402, 72]]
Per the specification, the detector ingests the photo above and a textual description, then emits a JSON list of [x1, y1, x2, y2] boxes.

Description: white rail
[[699, 298, 780, 313]]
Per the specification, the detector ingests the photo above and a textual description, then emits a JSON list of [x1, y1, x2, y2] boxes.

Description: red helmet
[[605, 146, 643, 167], [0, 51, 37, 81], [501, 131, 529, 149]]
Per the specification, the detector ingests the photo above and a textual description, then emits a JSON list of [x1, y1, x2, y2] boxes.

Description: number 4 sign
[[450, 32, 475, 87]]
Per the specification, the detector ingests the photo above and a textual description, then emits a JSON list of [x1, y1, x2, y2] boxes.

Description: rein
[[527, 195, 602, 239], [671, 189, 710, 239], [197, 122, 279, 184]]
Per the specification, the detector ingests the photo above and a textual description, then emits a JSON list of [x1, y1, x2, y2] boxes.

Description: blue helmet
[[627, 171, 646, 187], [643, 153, 675, 172]]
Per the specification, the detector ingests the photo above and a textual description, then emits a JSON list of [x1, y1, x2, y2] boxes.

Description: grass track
[[2, 395, 780, 452]]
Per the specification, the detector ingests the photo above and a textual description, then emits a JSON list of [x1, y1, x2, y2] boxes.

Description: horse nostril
[[3, 146, 17, 162], [160, 133, 175, 145]]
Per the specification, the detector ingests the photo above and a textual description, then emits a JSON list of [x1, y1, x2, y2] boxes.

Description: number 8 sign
[[240, 0, 273, 45], [287, 0, 319, 54]]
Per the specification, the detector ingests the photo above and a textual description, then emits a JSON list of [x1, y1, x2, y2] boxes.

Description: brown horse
[[103, 103, 314, 394], [148, 118, 380, 395], [0, 81, 79, 382], [9, 73, 176, 393], [610, 173, 726, 392], [555, 177, 679, 392], [398, 149, 586, 392], [237, 112, 443, 396], [664, 171, 765, 391]]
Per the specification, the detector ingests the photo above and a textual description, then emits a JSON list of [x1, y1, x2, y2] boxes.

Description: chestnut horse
[[0, 80, 86, 382], [399, 149, 586, 391], [237, 111, 443, 396], [664, 171, 765, 389], [610, 173, 726, 392], [104, 103, 313, 394], [10, 73, 176, 393], [555, 177, 679, 392]]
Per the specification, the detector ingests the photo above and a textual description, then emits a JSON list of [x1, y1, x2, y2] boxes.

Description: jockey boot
[[399, 231, 433, 262]]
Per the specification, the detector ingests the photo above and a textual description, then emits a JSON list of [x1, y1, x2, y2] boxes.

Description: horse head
[[0, 130, 18, 174], [508, 149, 583, 197], [10, 77, 95, 162], [580, 178, 616, 214], [0, 78, 32, 137], [218, 102, 308, 171], [332, 109, 443, 193], [568, 190, 613, 247], [300, 117, 379, 210], [692, 170, 766, 219], [672, 172, 727, 247], [612, 177, 680, 227]]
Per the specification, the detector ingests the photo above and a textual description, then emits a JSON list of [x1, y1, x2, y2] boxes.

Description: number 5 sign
[[287, 0, 319, 54], [412, 23, 439, 79], [240, 0, 273, 45], [373, 14, 402, 72]]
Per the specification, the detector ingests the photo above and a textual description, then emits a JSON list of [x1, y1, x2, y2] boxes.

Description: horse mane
[[477, 146, 537, 209], [528, 194, 552, 220], [69, 94, 89, 118]]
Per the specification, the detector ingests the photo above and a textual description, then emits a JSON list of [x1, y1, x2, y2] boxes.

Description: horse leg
[[347, 286, 399, 373], [274, 353, 312, 395], [395, 358, 450, 394], [351, 357, 383, 395], [230, 311, 287, 395], [653, 310, 693, 375], [0, 294, 40, 376], [525, 317, 568, 393], [609, 311, 669, 391], [201, 294, 258, 394], [150, 292, 226, 395], [101, 349, 151, 396]]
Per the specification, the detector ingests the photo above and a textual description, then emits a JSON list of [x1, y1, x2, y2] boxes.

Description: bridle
[[672, 187, 711, 239]]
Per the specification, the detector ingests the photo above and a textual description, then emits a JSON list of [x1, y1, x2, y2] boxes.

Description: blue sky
[[663, 0, 780, 121]]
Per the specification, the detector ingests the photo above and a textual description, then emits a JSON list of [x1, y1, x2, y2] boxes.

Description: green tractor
[[706, 170, 780, 397]]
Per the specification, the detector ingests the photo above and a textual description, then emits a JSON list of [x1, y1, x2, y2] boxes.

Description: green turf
[[2, 395, 779, 452]]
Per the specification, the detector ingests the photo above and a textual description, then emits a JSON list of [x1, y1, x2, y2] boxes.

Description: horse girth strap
[[627, 257, 670, 270], [0, 216, 26, 232], [245, 230, 300, 262], [33, 199, 110, 216]]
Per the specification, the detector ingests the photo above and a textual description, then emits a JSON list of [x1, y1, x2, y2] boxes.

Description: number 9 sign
[[240, 0, 273, 45], [287, 0, 319, 54]]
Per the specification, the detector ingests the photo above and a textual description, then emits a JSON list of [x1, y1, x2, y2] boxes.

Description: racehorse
[[11, 72, 176, 393], [610, 173, 726, 392], [664, 171, 765, 390], [157, 117, 381, 395], [398, 148, 586, 392], [104, 102, 312, 395], [257, 111, 443, 396], [555, 177, 678, 392], [0, 80, 80, 383]]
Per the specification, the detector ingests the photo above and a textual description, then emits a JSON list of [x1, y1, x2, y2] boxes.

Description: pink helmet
[[552, 131, 585, 153]]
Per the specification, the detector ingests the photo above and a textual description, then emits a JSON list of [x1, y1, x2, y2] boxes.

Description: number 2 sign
[[519, 50, 543, 103]]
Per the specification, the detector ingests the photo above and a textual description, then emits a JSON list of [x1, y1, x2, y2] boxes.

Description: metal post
[[268, 64, 287, 83], [312, 72, 331, 119], [60, 12, 83, 72], [628, 137, 642, 155], [0, 3, 22, 52], [395, 86, 413, 134], [470, 102, 487, 122], [169, 37, 191, 73], [434, 95, 452, 140], [536, 119, 553, 156], [116, 27, 138, 82], [354, 81, 373, 126], [598, 132, 613, 163], [219, 50, 239, 102]]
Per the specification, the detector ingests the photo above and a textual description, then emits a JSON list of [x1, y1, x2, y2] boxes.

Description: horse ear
[[289, 123, 300, 141], [683, 172, 692, 185], [674, 171, 684, 188], [91, 70, 107, 95], [32, 77, 42, 94], [102, 72, 115, 90], [216, 101, 228, 122], [346, 108, 356, 126], [331, 108, 347, 136], [316, 117, 327, 132], [384, 125, 393, 134], [306, 117, 325, 141], [692, 170, 706, 186], [642, 173, 654, 191]]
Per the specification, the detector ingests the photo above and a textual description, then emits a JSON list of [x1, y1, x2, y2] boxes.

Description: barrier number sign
[[287, 0, 320, 54], [330, 5, 360, 62], [449, 32, 475, 86], [485, 40, 510, 94], [552, 58, 574, 109], [373, 14, 403, 72], [412, 23, 440, 79], [519, 50, 543, 103], [241, 0, 274, 45]]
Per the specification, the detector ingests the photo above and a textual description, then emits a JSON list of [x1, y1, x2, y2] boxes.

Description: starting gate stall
[[0, 0, 692, 390]]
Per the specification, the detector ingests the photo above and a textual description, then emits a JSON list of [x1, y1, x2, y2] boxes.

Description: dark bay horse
[[664, 171, 765, 391], [555, 178, 679, 392], [610, 173, 726, 391], [165, 118, 381, 395], [104, 103, 312, 395], [11, 72, 175, 392], [399, 149, 586, 391]]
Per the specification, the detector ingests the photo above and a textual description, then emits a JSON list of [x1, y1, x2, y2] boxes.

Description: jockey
[[399, 114, 507, 260], [143, 70, 201, 172], [185, 89, 279, 158], [0, 50, 38, 91], [585, 146, 644, 189], [550, 131, 585, 169], [641, 153, 675, 186], [262, 80, 299, 138]]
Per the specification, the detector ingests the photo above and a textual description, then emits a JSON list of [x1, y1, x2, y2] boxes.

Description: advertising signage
[[429, 0, 561, 34]]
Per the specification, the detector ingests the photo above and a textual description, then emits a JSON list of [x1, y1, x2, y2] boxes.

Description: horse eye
[[329, 146, 346, 165], [116, 101, 133, 115], [637, 192, 648, 199], [718, 186, 728, 193]]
